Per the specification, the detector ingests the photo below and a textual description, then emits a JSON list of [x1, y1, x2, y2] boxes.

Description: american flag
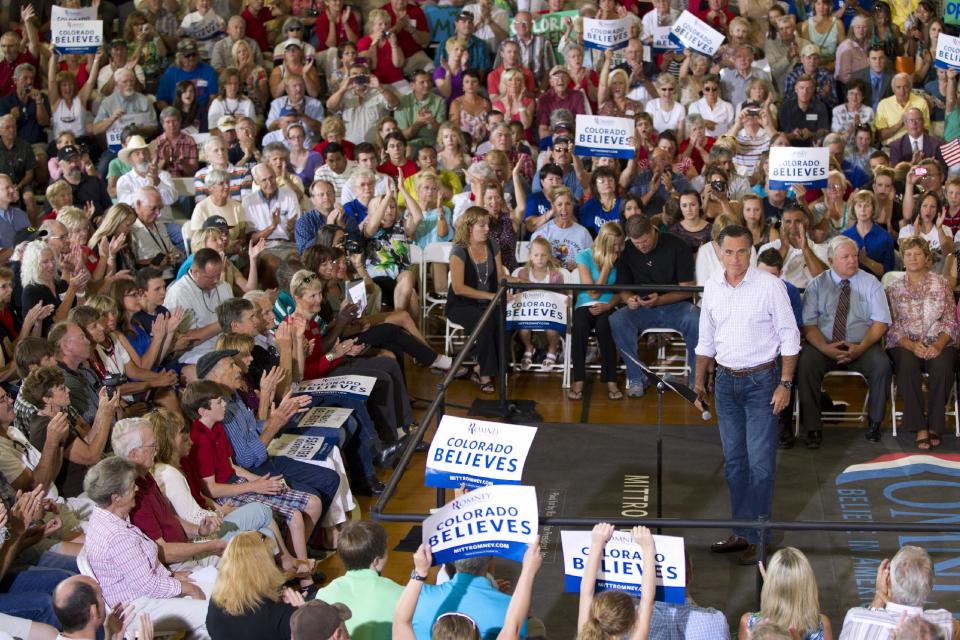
[[940, 139, 960, 167]]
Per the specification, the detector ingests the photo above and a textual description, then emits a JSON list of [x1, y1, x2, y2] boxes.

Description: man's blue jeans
[[0, 565, 73, 627], [714, 366, 780, 544], [610, 301, 700, 385]]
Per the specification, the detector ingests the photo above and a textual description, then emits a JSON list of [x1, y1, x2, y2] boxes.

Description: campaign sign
[[509, 10, 579, 48], [275, 432, 337, 463], [935, 33, 960, 70], [296, 406, 353, 430], [422, 484, 539, 564], [575, 114, 634, 159], [768, 146, 829, 190], [560, 530, 687, 602], [425, 416, 538, 489], [669, 11, 724, 56], [51, 5, 97, 23], [651, 26, 681, 53], [948, 0, 960, 26], [583, 16, 633, 51], [293, 375, 377, 400], [506, 290, 568, 333], [53, 19, 103, 55]]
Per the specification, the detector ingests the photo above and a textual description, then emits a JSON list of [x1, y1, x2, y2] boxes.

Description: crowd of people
[[0, 0, 958, 636]]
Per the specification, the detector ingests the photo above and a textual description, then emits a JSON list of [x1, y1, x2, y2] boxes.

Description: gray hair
[[159, 106, 180, 121], [84, 457, 138, 508], [453, 555, 492, 576], [204, 169, 230, 187], [263, 141, 289, 159], [13, 63, 35, 80], [685, 113, 705, 129], [827, 235, 858, 261], [111, 417, 152, 460], [849, 15, 871, 31], [134, 185, 160, 207], [20, 240, 53, 289], [349, 167, 376, 189], [465, 160, 495, 183], [204, 136, 226, 156], [114, 67, 134, 83], [890, 546, 934, 607], [251, 162, 274, 182]]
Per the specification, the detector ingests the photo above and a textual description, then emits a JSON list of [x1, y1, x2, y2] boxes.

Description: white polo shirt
[[164, 274, 233, 364], [241, 186, 301, 242]]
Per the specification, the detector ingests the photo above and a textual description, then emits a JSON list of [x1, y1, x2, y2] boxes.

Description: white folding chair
[[515, 240, 531, 265], [793, 371, 871, 436], [890, 375, 960, 437], [421, 242, 454, 337], [638, 328, 690, 377]]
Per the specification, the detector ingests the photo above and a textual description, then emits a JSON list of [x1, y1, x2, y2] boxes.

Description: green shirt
[[107, 158, 131, 204], [314, 569, 403, 640], [946, 108, 960, 143], [394, 92, 447, 149]]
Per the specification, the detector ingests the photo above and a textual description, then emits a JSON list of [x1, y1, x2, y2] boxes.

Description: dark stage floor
[[505, 422, 960, 637]]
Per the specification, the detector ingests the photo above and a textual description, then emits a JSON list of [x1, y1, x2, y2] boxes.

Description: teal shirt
[[946, 108, 960, 142], [575, 248, 617, 308], [314, 569, 403, 640]]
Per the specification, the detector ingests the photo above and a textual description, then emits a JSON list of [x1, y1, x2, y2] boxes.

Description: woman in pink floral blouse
[[885, 236, 958, 450]]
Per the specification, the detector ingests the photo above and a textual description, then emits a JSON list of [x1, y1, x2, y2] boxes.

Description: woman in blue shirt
[[841, 189, 895, 277], [570, 222, 625, 401], [581, 167, 622, 236]]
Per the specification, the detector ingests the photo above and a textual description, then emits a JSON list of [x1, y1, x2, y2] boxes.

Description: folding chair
[[793, 371, 871, 436], [890, 374, 960, 437]]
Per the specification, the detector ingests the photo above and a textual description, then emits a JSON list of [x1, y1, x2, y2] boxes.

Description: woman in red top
[[357, 9, 405, 86], [314, 0, 360, 52]]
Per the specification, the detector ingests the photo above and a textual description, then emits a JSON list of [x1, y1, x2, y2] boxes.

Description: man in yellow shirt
[[875, 72, 931, 145]]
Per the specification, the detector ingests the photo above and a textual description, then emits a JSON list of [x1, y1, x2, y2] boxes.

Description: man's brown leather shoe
[[710, 535, 749, 553]]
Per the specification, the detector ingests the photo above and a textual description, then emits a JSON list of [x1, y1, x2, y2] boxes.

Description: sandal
[[916, 431, 932, 450], [520, 351, 534, 371], [477, 377, 495, 394], [453, 365, 476, 380], [567, 382, 584, 400], [541, 352, 558, 371], [607, 384, 623, 400], [930, 432, 942, 448]]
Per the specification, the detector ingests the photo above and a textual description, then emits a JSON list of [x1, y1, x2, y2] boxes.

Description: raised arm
[[577, 522, 615, 633], [393, 543, 432, 640], [497, 538, 543, 640], [629, 526, 658, 640]]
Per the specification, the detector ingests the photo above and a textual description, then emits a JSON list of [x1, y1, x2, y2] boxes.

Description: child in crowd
[[515, 237, 565, 371]]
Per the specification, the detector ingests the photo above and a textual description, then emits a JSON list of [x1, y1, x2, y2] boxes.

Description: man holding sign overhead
[[695, 225, 800, 565]]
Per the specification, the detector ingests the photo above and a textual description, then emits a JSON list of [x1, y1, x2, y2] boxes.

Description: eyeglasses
[[124, 289, 145, 297], [703, 86, 718, 92], [828, 183, 845, 191], [289, 26, 304, 31], [553, 146, 570, 153], [182, 52, 198, 58]]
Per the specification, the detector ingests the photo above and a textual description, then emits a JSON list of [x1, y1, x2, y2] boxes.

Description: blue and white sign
[[506, 290, 568, 333], [274, 430, 337, 463], [652, 26, 681, 52], [768, 146, 829, 190], [51, 5, 97, 23], [422, 484, 539, 564], [560, 530, 687, 603], [425, 416, 538, 490], [575, 114, 635, 159], [583, 16, 634, 51], [296, 406, 353, 430], [53, 19, 103, 55], [293, 375, 377, 400], [669, 10, 724, 56], [935, 33, 960, 70]]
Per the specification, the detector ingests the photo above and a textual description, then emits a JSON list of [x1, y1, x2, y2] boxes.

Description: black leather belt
[[716, 360, 778, 377]]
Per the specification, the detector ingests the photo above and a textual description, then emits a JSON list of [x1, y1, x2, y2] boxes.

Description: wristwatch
[[410, 570, 427, 582], [779, 380, 794, 390]]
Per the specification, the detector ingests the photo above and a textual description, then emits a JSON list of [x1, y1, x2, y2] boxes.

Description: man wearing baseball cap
[[535, 66, 587, 141], [433, 12, 492, 72], [156, 38, 219, 110], [291, 601, 352, 640], [782, 43, 838, 111]]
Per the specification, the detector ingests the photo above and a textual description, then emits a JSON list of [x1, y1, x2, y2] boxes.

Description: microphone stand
[[619, 349, 709, 533]]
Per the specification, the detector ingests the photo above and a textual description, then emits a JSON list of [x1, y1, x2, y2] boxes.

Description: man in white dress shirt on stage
[[694, 225, 801, 565]]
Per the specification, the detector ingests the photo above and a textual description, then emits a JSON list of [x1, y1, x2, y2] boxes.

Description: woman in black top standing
[[448, 206, 516, 395], [207, 532, 307, 640]]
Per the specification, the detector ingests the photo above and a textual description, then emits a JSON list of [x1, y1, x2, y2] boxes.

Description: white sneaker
[[626, 379, 646, 398]]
